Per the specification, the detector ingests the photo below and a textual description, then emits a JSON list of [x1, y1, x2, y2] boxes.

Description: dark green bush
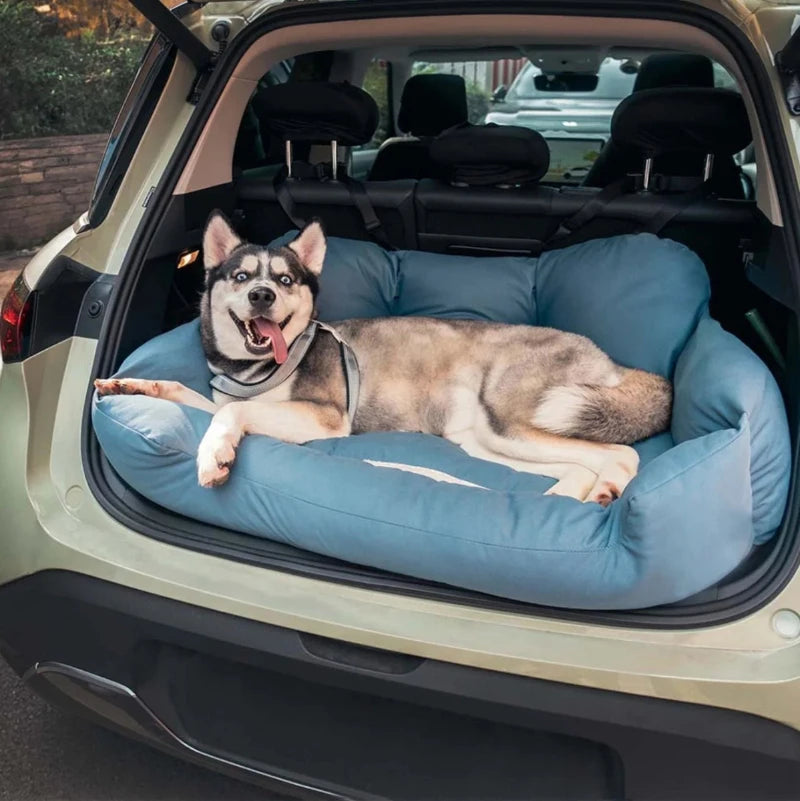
[[0, 1, 147, 140]]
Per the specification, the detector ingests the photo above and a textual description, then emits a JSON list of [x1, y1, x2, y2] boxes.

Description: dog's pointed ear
[[203, 210, 242, 269], [288, 220, 326, 276]]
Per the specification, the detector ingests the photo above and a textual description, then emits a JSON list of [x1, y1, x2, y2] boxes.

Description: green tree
[[0, 1, 148, 139]]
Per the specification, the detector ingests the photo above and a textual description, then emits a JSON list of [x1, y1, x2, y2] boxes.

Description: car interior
[[89, 16, 798, 623]]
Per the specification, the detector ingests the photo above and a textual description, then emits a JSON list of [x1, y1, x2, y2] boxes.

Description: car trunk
[[80, 0, 800, 628]]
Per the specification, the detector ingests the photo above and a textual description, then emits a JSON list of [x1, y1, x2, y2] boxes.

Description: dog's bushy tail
[[533, 369, 672, 445]]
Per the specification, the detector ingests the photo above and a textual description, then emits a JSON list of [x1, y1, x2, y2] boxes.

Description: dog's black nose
[[248, 286, 275, 306]]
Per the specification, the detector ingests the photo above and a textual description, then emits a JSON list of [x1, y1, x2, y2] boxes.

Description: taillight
[[0, 273, 34, 363]]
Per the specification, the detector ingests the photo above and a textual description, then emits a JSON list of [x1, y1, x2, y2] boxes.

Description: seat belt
[[544, 175, 710, 248], [272, 167, 395, 250], [273, 170, 308, 230], [339, 175, 395, 250], [545, 177, 631, 246], [641, 181, 709, 235]]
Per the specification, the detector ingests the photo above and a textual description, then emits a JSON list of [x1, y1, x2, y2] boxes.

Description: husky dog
[[96, 211, 672, 505]]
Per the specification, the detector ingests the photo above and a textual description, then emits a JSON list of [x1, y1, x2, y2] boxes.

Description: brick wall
[[0, 133, 108, 251]]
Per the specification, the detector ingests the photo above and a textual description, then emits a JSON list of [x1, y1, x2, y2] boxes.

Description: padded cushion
[[93, 234, 790, 608], [253, 82, 378, 146], [398, 74, 468, 136], [367, 137, 438, 182], [430, 124, 550, 186]]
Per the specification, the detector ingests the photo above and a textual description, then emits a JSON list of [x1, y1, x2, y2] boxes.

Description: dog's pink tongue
[[253, 318, 288, 364]]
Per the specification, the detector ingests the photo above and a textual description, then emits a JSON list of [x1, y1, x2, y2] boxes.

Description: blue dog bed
[[92, 233, 790, 609]]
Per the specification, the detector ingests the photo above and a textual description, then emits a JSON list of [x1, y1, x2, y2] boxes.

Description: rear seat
[[234, 84, 759, 327], [416, 89, 757, 337], [238, 81, 417, 248]]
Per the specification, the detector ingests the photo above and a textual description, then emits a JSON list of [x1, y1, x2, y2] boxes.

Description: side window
[[713, 62, 738, 91], [411, 62, 492, 124], [89, 34, 173, 225], [356, 59, 391, 151], [233, 59, 294, 174]]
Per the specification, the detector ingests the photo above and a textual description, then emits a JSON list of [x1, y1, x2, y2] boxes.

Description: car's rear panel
[[3, 2, 800, 797]]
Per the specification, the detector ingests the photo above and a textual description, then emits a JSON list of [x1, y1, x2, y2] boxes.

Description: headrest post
[[642, 157, 653, 191], [331, 140, 338, 181], [703, 153, 714, 182], [285, 140, 293, 178]]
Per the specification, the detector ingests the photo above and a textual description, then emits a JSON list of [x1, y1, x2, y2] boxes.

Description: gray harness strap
[[319, 321, 360, 425], [209, 321, 360, 424]]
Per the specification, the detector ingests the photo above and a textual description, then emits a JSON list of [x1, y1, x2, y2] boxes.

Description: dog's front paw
[[94, 378, 159, 397], [196, 437, 236, 488]]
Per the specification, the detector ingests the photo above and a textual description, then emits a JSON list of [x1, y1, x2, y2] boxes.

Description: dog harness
[[209, 321, 361, 424]]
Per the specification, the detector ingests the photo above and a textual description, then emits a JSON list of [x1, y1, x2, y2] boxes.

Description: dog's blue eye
[[279, 275, 293, 286], [234, 272, 249, 283]]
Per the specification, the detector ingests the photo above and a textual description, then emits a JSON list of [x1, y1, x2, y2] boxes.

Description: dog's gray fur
[[96, 212, 672, 504]]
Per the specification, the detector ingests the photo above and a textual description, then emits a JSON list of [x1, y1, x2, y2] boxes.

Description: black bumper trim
[[0, 570, 798, 768], [24, 661, 370, 801]]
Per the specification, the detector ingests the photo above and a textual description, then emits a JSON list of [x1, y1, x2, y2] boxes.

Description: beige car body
[[3, 0, 800, 738]]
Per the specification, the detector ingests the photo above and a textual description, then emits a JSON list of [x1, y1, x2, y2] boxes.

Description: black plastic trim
[[25, 661, 367, 801], [128, 0, 213, 69], [25, 257, 104, 357], [82, 0, 800, 629], [2, 570, 800, 770]]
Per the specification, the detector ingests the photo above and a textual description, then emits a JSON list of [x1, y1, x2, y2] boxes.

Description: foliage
[[466, 84, 490, 125], [0, 1, 149, 140], [362, 60, 389, 147], [411, 62, 490, 125]]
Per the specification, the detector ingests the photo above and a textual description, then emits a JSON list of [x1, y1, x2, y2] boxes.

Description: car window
[[89, 34, 173, 225], [713, 62, 738, 90], [410, 61, 492, 124], [233, 58, 295, 173], [354, 59, 391, 152]]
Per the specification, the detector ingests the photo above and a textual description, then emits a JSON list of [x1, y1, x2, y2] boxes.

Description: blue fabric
[[93, 233, 790, 608], [672, 316, 791, 543]]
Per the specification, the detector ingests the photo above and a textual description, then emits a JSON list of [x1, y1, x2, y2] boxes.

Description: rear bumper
[[3, 571, 800, 800]]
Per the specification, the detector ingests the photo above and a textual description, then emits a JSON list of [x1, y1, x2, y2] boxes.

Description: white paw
[[585, 446, 639, 506], [196, 436, 236, 488], [544, 465, 598, 502]]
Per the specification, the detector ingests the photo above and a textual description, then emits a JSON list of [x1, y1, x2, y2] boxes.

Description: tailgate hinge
[[188, 20, 231, 105]]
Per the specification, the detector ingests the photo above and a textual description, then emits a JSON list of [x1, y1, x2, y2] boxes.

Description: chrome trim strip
[[25, 661, 377, 801], [72, 212, 91, 235]]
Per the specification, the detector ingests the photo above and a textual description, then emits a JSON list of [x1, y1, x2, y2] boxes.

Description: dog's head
[[200, 210, 326, 366]]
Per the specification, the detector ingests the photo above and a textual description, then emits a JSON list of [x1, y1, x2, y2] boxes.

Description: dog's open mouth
[[230, 311, 292, 363]]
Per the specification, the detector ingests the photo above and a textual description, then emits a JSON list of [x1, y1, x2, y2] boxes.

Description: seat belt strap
[[340, 175, 395, 250], [642, 182, 709, 235], [273, 171, 307, 230], [546, 177, 631, 246]]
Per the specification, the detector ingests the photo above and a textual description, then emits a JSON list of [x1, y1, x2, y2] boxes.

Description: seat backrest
[[602, 86, 752, 198], [581, 54, 746, 196], [238, 175, 418, 248], [416, 104, 757, 338], [367, 74, 468, 181], [242, 81, 416, 248], [415, 123, 556, 254]]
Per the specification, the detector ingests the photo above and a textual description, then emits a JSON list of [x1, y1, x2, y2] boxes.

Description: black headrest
[[612, 87, 751, 157], [633, 53, 714, 92], [398, 74, 468, 137], [253, 82, 378, 146], [430, 124, 550, 186]]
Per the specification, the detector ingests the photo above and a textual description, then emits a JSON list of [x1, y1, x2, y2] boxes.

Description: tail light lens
[[1, 273, 34, 363]]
